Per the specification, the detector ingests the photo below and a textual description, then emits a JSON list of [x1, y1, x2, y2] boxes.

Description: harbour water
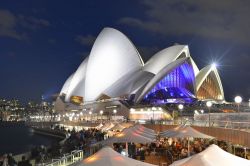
[[0, 122, 60, 155]]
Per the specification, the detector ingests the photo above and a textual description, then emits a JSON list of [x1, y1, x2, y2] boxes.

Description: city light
[[152, 107, 157, 111], [206, 101, 213, 108], [234, 96, 242, 104], [178, 104, 184, 110], [235, 96, 242, 114], [206, 101, 213, 127], [211, 63, 217, 69], [100, 110, 103, 115], [130, 108, 135, 113]]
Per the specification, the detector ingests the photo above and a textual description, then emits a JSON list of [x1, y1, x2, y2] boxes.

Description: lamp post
[[152, 107, 157, 124], [206, 101, 213, 127], [113, 109, 117, 121], [244, 147, 247, 159], [234, 96, 242, 115], [89, 111, 92, 122], [100, 110, 103, 123], [178, 104, 184, 124]]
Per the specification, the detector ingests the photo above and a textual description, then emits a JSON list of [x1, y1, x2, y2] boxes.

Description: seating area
[[42, 122, 250, 166]]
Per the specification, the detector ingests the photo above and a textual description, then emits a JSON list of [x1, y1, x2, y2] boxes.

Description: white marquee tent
[[74, 146, 157, 166], [170, 144, 250, 166], [110, 123, 126, 131], [160, 125, 214, 139]]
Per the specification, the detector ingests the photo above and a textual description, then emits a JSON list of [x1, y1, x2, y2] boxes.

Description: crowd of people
[[0, 154, 31, 166], [112, 138, 230, 164], [61, 127, 105, 155]]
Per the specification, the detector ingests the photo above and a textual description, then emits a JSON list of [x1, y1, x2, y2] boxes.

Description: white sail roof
[[60, 73, 74, 95], [103, 69, 154, 98], [85, 27, 144, 101], [143, 45, 190, 74], [65, 57, 88, 102], [196, 64, 224, 100]]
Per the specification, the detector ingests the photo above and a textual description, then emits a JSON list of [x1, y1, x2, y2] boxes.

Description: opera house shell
[[55, 27, 224, 111]]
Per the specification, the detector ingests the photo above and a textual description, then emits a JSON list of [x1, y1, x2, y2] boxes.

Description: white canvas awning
[[122, 127, 156, 139], [74, 146, 157, 166], [133, 124, 155, 133], [100, 122, 115, 131], [110, 123, 126, 131], [170, 144, 250, 166], [95, 123, 103, 130], [160, 125, 214, 139], [103, 128, 155, 144]]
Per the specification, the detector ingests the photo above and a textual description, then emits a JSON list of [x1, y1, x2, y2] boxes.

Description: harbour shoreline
[[0, 121, 66, 165]]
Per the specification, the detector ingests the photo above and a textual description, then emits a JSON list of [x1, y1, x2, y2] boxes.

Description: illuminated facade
[[142, 60, 196, 104], [196, 64, 224, 101], [56, 27, 224, 111]]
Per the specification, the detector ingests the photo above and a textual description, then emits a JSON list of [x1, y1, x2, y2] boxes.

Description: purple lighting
[[143, 61, 196, 104]]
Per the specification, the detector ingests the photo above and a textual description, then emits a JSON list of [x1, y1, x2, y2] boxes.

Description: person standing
[[7, 153, 17, 166], [2, 154, 8, 166]]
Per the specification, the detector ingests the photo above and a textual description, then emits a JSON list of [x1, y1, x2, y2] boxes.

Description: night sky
[[1, 0, 250, 103]]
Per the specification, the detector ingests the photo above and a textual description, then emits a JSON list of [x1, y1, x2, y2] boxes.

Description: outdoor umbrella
[[73, 146, 157, 166], [170, 144, 250, 166]]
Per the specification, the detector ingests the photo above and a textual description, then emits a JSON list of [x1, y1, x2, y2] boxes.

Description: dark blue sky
[[1, 0, 250, 103]]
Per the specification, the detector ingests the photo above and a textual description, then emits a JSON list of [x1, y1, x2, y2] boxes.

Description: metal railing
[[43, 150, 83, 166], [154, 119, 250, 131]]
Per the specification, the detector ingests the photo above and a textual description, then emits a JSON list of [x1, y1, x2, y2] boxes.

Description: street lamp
[[152, 107, 157, 124], [234, 96, 242, 115], [113, 109, 117, 121], [100, 110, 103, 123], [206, 101, 212, 127], [89, 111, 92, 122], [178, 104, 184, 124]]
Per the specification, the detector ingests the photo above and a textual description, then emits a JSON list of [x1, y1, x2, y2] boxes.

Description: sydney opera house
[[55, 27, 224, 116]]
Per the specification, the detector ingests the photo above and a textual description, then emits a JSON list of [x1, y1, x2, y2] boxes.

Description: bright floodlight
[[130, 108, 135, 113], [211, 63, 217, 69], [89, 111, 92, 115], [113, 109, 117, 114], [206, 101, 213, 107], [100, 110, 103, 114], [235, 96, 242, 104], [178, 104, 184, 110]]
